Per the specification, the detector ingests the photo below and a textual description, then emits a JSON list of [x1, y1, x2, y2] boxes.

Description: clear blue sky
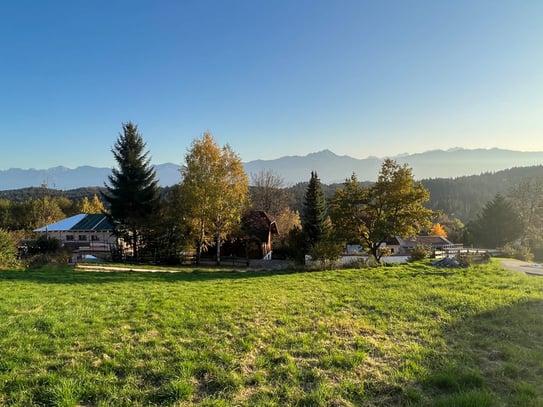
[[1, 0, 542, 170]]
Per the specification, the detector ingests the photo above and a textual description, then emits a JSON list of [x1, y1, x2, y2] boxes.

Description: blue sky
[[1, 0, 542, 170]]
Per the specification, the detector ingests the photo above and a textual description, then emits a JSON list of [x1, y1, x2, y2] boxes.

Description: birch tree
[[180, 132, 249, 264]]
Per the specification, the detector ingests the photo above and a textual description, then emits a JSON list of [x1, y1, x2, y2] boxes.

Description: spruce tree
[[302, 171, 328, 248], [103, 122, 159, 260], [471, 194, 523, 248]]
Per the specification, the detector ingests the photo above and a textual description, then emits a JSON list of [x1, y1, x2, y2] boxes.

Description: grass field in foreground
[[0, 261, 542, 406]]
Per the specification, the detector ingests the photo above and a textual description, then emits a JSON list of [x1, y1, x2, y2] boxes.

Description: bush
[[307, 240, 343, 270], [457, 251, 491, 266], [342, 257, 368, 269], [27, 235, 62, 255], [0, 229, 19, 269], [281, 227, 306, 264], [501, 243, 534, 262], [26, 252, 70, 269], [409, 244, 432, 261]]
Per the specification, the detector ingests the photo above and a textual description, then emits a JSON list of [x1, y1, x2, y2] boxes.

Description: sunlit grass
[[0, 260, 542, 406]]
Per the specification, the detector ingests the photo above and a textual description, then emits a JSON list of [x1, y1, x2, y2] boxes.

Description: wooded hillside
[[2, 165, 543, 226]]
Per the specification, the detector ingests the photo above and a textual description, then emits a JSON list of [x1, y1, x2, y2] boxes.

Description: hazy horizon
[[1, 146, 542, 171]]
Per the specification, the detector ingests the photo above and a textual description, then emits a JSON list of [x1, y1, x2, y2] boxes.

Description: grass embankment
[[0, 261, 542, 406]]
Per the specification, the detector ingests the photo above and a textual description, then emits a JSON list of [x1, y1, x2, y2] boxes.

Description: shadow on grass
[[0, 265, 301, 284], [413, 298, 543, 406]]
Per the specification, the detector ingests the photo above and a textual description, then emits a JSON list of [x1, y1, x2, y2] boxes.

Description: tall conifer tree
[[470, 194, 523, 248], [302, 171, 328, 248], [103, 122, 159, 260]]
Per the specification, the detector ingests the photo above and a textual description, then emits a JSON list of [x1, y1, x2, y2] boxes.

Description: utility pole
[[41, 180, 48, 239]]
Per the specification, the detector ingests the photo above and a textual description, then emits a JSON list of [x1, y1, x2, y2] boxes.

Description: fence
[[435, 245, 490, 261]]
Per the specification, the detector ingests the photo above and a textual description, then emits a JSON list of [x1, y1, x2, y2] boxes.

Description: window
[[91, 235, 100, 241], [66, 235, 74, 241], [78, 235, 87, 241]]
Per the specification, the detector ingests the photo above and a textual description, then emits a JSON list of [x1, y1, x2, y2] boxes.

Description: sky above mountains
[[1, 0, 542, 170]]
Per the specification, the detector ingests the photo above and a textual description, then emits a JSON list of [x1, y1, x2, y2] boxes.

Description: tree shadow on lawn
[[0, 266, 302, 284], [411, 298, 543, 406]]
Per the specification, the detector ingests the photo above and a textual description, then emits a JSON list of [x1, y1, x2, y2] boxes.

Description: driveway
[[500, 259, 543, 276]]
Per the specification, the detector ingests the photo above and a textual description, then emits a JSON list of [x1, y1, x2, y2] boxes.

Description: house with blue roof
[[34, 214, 116, 258]]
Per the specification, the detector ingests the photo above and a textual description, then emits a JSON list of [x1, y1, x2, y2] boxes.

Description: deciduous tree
[[330, 160, 434, 262], [102, 122, 159, 260], [329, 173, 366, 245], [79, 194, 105, 214], [429, 223, 447, 237], [250, 169, 294, 216], [180, 132, 249, 264]]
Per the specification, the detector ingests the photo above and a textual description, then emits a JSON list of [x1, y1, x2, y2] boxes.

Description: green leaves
[[330, 160, 434, 262]]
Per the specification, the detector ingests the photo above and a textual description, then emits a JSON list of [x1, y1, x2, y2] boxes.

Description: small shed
[[220, 210, 279, 260]]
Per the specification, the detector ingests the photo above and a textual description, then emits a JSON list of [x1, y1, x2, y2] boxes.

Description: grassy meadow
[[0, 261, 542, 406]]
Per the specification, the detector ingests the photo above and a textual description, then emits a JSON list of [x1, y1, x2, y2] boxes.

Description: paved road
[[500, 259, 543, 276]]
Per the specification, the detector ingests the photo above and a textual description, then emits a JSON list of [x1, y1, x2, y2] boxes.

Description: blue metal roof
[[34, 214, 113, 232], [71, 214, 113, 231], [34, 214, 86, 232]]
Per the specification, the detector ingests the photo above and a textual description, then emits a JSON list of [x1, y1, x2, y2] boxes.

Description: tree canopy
[[250, 169, 294, 217], [330, 159, 434, 262], [78, 194, 105, 214], [429, 223, 447, 237], [469, 194, 523, 249], [180, 132, 249, 264], [508, 178, 543, 257]]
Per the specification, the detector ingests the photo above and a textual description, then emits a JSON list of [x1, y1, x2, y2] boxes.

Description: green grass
[[0, 260, 542, 406]]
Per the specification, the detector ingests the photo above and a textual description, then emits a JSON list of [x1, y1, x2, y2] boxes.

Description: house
[[220, 210, 279, 260], [34, 213, 116, 259], [393, 235, 454, 256]]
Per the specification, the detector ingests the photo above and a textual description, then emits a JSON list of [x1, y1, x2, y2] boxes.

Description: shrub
[[281, 227, 306, 264], [501, 243, 534, 262], [26, 252, 70, 269], [409, 244, 432, 261], [27, 235, 62, 255], [0, 229, 19, 269], [457, 251, 491, 266], [342, 257, 368, 269], [307, 240, 343, 270]]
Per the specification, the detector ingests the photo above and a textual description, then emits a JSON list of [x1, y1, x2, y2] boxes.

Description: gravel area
[[500, 259, 543, 276]]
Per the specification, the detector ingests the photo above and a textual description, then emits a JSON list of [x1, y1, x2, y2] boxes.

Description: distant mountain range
[[1, 148, 543, 190], [0, 164, 181, 191]]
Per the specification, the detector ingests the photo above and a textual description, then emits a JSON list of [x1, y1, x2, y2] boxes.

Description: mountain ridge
[[1, 148, 543, 190]]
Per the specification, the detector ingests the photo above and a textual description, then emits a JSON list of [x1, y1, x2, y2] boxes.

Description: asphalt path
[[500, 259, 543, 276]]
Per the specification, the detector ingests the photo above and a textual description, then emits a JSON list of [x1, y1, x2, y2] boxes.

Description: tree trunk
[[196, 222, 205, 265], [216, 234, 221, 265], [132, 228, 138, 262], [371, 244, 381, 263]]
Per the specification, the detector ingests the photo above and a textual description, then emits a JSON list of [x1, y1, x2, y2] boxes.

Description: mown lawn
[[0, 261, 542, 406]]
